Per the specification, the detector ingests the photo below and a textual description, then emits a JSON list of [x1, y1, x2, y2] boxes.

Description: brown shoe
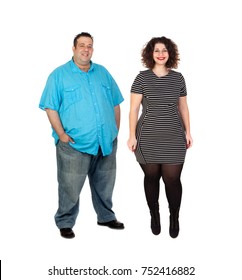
[[60, 228, 75, 239], [97, 220, 124, 229]]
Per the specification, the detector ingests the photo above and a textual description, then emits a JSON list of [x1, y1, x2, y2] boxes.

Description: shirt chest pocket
[[61, 85, 82, 111], [101, 83, 113, 105]]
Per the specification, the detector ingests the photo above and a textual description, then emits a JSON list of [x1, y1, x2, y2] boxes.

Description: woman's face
[[153, 43, 169, 66]]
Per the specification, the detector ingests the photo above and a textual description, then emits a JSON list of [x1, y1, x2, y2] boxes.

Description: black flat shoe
[[60, 228, 75, 239], [97, 220, 124, 229]]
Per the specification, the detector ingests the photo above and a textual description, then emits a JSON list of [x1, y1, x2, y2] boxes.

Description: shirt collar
[[70, 58, 94, 73]]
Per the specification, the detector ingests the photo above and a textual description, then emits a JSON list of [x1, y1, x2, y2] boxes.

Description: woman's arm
[[178, 96, 193, 148], [127, 93, 143, 151]]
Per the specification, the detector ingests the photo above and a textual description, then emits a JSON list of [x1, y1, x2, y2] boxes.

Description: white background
[[0, 0, 241, 279]]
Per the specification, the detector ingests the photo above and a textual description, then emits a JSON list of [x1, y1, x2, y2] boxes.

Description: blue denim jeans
[[55, 139, 117, 229]]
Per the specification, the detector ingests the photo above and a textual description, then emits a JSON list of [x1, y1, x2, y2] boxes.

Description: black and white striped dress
[[131, 69, 187, 164]]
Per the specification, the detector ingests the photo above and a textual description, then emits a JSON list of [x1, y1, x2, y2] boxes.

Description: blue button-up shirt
[[39, 59, 124, 156]]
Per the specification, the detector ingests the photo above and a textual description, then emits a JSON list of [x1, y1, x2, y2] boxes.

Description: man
[[39, 32, 124, 238]]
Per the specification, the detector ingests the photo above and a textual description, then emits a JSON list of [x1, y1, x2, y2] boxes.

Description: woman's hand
[[186, 133, 193, 149], [127, 137, 137, 152]]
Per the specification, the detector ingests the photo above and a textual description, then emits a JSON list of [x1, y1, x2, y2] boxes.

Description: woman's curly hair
[[141, 36, 180, 69]]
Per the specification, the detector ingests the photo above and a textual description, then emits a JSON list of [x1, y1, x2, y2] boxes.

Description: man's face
[[72, 36, 94, 65]]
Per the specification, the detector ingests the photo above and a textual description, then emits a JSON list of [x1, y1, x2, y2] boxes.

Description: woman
[[127, 36, 193, 237]]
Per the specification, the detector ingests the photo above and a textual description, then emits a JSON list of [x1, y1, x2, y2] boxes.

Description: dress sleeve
[[180, 73, 187, 97], [131, 73, 143, 94]]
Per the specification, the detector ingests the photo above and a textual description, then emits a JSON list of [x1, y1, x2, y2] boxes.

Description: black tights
[[140, 163, 183, 212]]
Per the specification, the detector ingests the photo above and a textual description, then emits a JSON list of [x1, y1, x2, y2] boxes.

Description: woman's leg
[[140, 163, 162, 235], [161, 164, 184, 238]]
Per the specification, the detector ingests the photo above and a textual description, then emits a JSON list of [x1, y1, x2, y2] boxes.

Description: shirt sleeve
[[39, 70, 62, 111], [102, 66, 124, 106], [110, 76, 124, 106], [131, 73, 143, 94]]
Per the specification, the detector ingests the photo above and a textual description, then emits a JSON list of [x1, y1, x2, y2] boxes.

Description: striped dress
[[131, 69, 187, 164]]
